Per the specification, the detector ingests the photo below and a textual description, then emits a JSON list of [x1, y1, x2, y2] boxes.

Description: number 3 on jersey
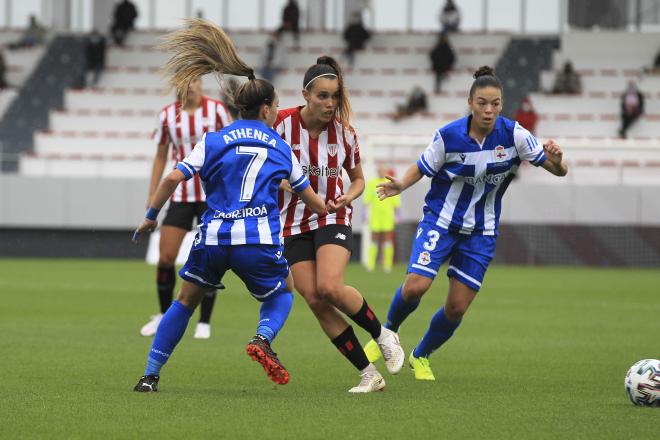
[[423, 230, 440, 251], [237, 146, 268, 202]]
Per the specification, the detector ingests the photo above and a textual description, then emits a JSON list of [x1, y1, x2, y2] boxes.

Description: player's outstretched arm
[[541, 139, 569, 176], [298, 186, 327, 214], [133, 169, 186, 242], [377, 163, 423, 200]]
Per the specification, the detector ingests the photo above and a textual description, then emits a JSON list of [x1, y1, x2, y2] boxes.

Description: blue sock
[[144, 300, 194, 376], [386, 285, 420, 332], [256, 291, 293, 343], [414, 307, 461, 358]]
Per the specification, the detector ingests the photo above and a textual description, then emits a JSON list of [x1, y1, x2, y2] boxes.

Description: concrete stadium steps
[[62, 88, 469, 116], [34, 132, 151, 155], [49, 111, 155, 131], [95, 69, 477, 93], [536, 118, 660, 138], [19, 154, 151, 178], [529, 94, 660, 112], [121, 30, 508, 53], [540, 71, 660, 92]]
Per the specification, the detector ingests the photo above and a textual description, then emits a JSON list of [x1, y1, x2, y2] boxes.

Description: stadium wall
[[1, 174, 659, 266]]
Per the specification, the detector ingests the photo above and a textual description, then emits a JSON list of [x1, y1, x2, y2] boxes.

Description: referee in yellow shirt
[[364, 165, 400, 272]]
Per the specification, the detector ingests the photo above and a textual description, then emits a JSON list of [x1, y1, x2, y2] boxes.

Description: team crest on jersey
[[494, 146, 507, 162], [292, 144, 301, 151], [417, 251, 431, 266], [327, 143, 338, 157]]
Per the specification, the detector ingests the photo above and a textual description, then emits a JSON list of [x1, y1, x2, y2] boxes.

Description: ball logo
[[417, 251, 431, 266]]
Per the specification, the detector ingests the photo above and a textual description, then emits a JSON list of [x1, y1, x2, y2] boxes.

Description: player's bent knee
[[402, 275, 432, 300], [444, 300, 470, 320], [316, 282, 342, 304]]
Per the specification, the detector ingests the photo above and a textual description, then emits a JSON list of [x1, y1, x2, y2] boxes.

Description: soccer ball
[[624, 359, 660, 407]]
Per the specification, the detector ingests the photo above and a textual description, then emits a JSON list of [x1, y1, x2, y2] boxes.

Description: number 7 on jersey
[[237, 146, 268, 202]]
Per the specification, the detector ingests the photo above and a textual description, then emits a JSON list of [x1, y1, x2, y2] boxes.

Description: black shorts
[[283, 224, 353, 266], [162, 202, 207, 231]]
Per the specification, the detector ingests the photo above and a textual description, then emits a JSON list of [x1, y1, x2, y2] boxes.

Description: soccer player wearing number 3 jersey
[[132, 20, 327, 392], [363, 67, 569, 381]]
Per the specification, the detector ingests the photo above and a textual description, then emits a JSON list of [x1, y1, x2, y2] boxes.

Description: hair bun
[[474, 65, 495, 79]]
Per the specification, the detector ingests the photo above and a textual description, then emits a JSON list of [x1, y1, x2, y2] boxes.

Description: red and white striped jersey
[[275, 106, 361, 237], [153, 96, 232, 203]]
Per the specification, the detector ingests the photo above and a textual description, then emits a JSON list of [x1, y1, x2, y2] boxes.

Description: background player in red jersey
[[140, 77, 232, 339], [276, 56, 404, 393]]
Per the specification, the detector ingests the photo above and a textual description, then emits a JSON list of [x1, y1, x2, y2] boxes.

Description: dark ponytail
[[469, 65, 502, 98], [302, 55, 353, 128]]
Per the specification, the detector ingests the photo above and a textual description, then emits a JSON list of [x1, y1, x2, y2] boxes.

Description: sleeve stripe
[[176, 162, 195, 179], [525, 137, 533, 152], [528, 135, 538, 147], [290, 176, 308, 190], [418, 156, 435, 176], [292, 177, 310, 192], [531, 150, 546, 165]]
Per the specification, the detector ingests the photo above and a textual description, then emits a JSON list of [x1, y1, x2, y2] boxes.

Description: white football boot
[[194, 322, 211, 339], [375, 327, 405, 374], [348, 367, 386, 393], [140, 313, 163, 337]]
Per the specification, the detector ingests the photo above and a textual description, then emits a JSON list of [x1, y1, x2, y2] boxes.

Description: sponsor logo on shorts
[[417, 251, 431, 266], [335, 233, 347, 241]]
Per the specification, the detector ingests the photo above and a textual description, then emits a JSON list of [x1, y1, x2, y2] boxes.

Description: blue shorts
[[406, 221, 497, 292], [179, 242, 289, 302]]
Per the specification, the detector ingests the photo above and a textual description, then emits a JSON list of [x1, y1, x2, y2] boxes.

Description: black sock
[[331, 326, 370, 371], [349, 299, 382, 339], [156, 266, 175, 314], [198, 290, 217, 323]]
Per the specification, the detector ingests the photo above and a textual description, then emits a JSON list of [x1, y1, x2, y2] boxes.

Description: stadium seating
[[0, 31, 45, 117], [17, 30, 660, 182], [533, 31, 660, 140]]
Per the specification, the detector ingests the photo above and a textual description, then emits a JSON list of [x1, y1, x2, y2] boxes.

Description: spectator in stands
[[439, 0, 461, 33], [83, 30, 106, 88], [552, 61, 582, 94], [429, 33, 455, 93], [343, 12, 371, 67], [392, 86, 428, 122], [0, 50, 7, 89], [514, 95, 538, 134], [110, 0, 138, 46], [277, 0, 300, 47], [260, 32, 286, 83], [649, 48, 660, 75], [8, 15, 46, 50], [619, 81, 644, 139]]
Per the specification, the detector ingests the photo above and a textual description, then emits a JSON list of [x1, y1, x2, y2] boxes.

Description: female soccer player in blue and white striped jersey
[[132, 19, 327, 392], [364, 66, 568, 380]]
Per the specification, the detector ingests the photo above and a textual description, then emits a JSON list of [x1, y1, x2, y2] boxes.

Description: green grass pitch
[[0, 259, 658, 439]]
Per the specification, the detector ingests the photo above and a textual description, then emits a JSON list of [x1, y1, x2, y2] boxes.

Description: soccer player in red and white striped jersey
[[275, 56, 404, 393], [140, 77, 232, 340]]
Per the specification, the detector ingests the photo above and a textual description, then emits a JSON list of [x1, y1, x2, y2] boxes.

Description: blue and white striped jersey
[[176, 119, 309, 245], [417, 115, 546, 235]]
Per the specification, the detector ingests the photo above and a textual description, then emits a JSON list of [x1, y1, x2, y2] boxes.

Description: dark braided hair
[[469, 66, 502, 98]]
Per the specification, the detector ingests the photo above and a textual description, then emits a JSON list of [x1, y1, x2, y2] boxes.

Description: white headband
[[304, 73, 338, 90]]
